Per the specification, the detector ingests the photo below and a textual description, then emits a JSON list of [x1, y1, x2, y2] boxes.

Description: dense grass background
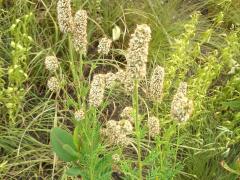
[[0, 0, 239, 179]]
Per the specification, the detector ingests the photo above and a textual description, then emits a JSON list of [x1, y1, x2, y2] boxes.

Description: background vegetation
[[0, 0, 239, 179]]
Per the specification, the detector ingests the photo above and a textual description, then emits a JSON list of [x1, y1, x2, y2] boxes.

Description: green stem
[[68, 35, 81, 103], [133, 80, 143, 180], [173, 123, 180, 174]]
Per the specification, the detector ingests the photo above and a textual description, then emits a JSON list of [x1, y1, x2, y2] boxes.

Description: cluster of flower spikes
[[57, 0, 113, 56], [56, 1, 194, 147], [101, 108, 134, 146], [100, 105, 161, 146], [87, 25, 193, 144], [57, 0, 88, 54], [87, 24, 153, 107], [88, 24, 193, 122]]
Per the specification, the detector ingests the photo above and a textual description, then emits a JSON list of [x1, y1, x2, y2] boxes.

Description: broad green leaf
[[66, 167, 83, 176], [62, 144, 79, 158], [50, 127, 78, 162]]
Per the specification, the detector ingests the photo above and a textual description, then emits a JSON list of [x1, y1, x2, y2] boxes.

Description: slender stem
[[68, 35, 81, 103], [133, 80, 143, 180], [173, 123, 180, 173], [52, 93, 58, 180]]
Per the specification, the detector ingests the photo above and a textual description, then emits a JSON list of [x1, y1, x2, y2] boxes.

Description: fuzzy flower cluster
[[73, 10, 88, 54], [98, 37, 112, 55], [88, 70, 125, 107], [149, 66, 165, 101], [57, 0, 73, 33], [171, 82, 194, 122], [126, 24, 151, 78], [88, 74, 106, 107], [120, 106, 134, 123], [124, 24, 151, 91], [115, 69, 126, 83], [47, 77, 60, 92], [147, 116, 160, 138], [105, 72, 118, 89], [45, 56, 59, 71], [74, 109, 85, 121], [57, 0, 88, 53], [101, 119, 133, 146]]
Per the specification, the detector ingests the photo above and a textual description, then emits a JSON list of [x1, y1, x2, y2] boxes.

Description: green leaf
[[62, 144, 79, 158], [221, 161, 240, 175], [222, 100, 240, 110], [66, 167, 83, 176], [73, 126, 80, 151], [50, 127, 78, 162]]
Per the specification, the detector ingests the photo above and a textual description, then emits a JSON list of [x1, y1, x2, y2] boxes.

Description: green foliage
[[50, 127, 79, 162]]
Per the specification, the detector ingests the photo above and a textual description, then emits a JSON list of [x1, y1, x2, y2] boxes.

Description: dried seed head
[[112, 154, 120, 163], [147, 116, 160, 138], [171, 82, 194, 122], [115, 69, 126, 83], [149, 66, 165, 101], [74, 109, 85, 121], [57, 0, 73, 33], [115, 133, 130, 146], [118, 120, 133, 135], [125, 24, 151, 80], [73, 10, 88, 54], [123, 74, 135, 92], [45, 56, 59, 71], [98, 37, 112, 55], [120, 106, 134, 123], [47, 77, 60, 91], [106, 120, 118, 130], [105, 72, 117, 89], [103, 120, 131, 146], [88, 74, 106, 107]]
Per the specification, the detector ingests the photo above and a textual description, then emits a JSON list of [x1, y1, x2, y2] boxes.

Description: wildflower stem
[[52, 93, 58, 179], [133, 80, 143, 180], [173, 123, 180, 171], [68, 35, 81, 103]]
